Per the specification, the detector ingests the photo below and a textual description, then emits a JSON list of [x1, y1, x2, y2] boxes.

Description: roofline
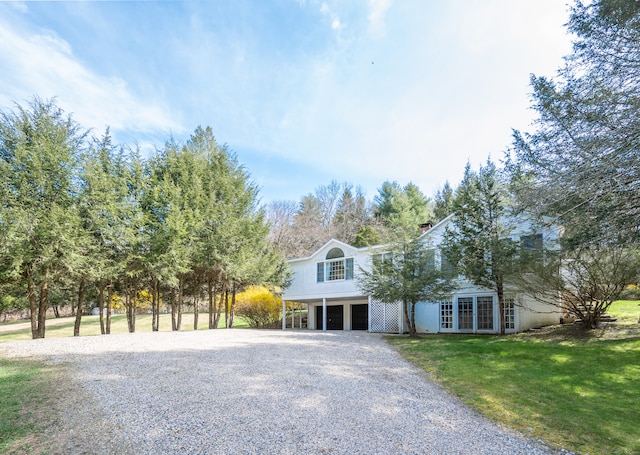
[[286, 238, 377, 263], [418, 213, 454, 239]]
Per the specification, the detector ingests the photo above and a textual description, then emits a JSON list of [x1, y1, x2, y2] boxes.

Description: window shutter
[[346, 258, 354, 280]]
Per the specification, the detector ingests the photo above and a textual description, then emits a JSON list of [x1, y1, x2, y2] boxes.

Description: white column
[[398, 301, 403, 334], [306, 303, 310, 329], [291, 305, 295, 329], [322, 298, 327, 331], [282, 299, 287, 330], [367, 296, 372, 332]]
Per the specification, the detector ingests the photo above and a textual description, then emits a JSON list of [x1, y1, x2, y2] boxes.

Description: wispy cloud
[[368, 0, 393, 37], [0, 13, 182, 140], [8, 2, 28, 13], [319, 1, 343, 31], [0, 1, 574, 203]]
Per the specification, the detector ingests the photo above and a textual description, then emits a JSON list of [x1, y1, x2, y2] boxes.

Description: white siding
[[517, 294, 562, 330], [283, 214, 564, 334], [283, 240, 375, 302], [414, 302, 439, 333]]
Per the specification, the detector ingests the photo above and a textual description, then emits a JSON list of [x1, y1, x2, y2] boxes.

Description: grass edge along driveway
[[0, 356, 64, 455], [387, 301, 640, 455]]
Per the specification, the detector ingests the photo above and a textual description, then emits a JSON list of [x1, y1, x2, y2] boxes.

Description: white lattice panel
[[370, 300, 385, 332], [370, 299, 401, 333], [384, 303, 400, 333]]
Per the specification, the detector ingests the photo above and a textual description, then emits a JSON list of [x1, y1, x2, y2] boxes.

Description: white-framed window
[[372, 252, 393, 267], [457, 297, 474, 330], [328, 259, 345, 280], [504, 295, 515, 330], [454, 295, 497, 332], [476, 296, 494, 330], [440, 300, 453, 329], [520, 233, 544, 266], [439, 251, 457, 279], [316, 247, 354, 282]]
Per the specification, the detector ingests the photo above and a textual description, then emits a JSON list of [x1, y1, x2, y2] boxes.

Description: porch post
[[291, 305, 295, 329], [322, 297, 327, 331], [282, 299, 286, 330], [398, 301, 403, 335], [367, 296, 372, 332]]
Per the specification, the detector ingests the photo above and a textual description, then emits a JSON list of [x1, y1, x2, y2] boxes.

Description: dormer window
[[317, 248, 354, 282]]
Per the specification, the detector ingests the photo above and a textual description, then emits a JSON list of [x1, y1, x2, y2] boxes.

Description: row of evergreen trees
[[0, 98, 287, 338]]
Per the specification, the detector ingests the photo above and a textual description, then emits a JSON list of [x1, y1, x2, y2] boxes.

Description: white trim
[[453, 293, 497, 333]]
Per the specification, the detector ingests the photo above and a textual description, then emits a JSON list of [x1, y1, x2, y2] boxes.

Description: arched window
[[326, 248, 344, 260], [317, 247, 354, 282]]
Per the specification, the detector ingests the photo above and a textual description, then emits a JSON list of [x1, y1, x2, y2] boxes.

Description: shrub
[[619, 285, 640, 300], [234, 286, 283, 328]]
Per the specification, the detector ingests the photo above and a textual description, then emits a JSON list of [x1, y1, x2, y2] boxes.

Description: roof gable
[[418, 213, 454, 241], [287, 239, 367, 264]]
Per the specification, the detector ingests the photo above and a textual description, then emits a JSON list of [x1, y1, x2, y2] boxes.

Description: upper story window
[[520, 233, 544, 265], [521, 233, 543, 250], [439, 251, 457, 279], [317, 248, 354, 282]]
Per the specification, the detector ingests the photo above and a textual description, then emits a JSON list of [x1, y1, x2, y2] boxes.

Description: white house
[[282, 214, 562, 334]]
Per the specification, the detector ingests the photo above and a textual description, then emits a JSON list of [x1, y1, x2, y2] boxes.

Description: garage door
[[315, 305, 344, 330], [351, 304, 368, 330]]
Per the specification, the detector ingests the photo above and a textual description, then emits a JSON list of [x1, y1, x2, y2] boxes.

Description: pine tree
[[433, 181, 454, 223], [0, 97, 86, 339], [442, 160, 517, 334], [509, 0, 640, 247]]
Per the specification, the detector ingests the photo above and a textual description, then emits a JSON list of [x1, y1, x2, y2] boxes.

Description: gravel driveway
[[1, 330, 553, 454]]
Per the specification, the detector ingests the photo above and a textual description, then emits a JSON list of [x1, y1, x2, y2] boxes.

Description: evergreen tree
[[81, 129, 129, 334], [352, 225, 382, 248], [374, 181, 432, 237], [433, 181, 454, 223], [441, 160, 517, 334], [120, 147, 149, 333], [508, 0, 640, 248], [331, 185, 369, 245], [357, 213, 454, 337], [0, 97, 86, 339]]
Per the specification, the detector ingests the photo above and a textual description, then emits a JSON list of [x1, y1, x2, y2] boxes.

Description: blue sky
[[0, 1, 573, 204]]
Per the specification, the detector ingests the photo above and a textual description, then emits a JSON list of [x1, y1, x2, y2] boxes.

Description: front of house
[[282, 215, 562, 334]]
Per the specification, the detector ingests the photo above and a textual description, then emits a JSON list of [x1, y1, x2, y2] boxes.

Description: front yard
[[1, 302, 639, 454], [388, 300, 640, 455]]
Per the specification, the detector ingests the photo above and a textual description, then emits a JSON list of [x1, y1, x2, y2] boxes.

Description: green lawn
[[387, 300, 640, 455], [608, 300, 640, 325], [0, 312, 250, 343], [0, 357, 61, 454]]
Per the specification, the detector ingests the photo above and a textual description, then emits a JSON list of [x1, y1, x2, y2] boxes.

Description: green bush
[[619, 285, 640, 300]]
